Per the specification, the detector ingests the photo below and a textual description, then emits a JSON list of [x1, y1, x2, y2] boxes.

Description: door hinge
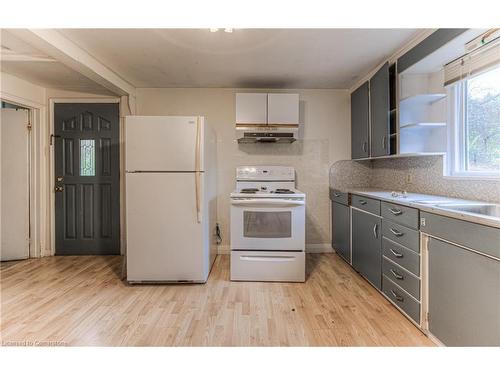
[[27, 122, 32, 131]]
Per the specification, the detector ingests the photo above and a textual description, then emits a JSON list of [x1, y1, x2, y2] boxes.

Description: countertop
[[331, 187, 500, 229]]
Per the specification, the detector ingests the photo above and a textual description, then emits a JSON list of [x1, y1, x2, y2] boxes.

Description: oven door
[[230, 198, 305, 251]]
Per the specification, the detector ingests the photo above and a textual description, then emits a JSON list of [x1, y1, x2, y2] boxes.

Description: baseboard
[[426, 332, 446, 347], [305, 243, 334, 253], [217, 245, 231, 254], [217, 243, 334, 254]]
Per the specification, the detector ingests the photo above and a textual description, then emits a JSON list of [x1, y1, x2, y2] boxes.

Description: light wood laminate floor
[[0, 254, 433, 346]]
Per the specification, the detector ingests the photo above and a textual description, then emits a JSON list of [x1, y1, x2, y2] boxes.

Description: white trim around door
[[0, 93, 46, 258]]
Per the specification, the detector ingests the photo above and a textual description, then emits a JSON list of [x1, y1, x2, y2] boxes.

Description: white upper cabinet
[[267, 93, 299, 125], [235, 93, 267, 124]]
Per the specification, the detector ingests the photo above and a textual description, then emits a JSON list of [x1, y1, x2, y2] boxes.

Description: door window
[[243, 211, 291, 238], [80, 139, 95, 176]]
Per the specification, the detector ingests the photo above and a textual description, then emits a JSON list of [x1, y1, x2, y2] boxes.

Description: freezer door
[[126, 173, 207, 282], [125, 116, 204, 172]]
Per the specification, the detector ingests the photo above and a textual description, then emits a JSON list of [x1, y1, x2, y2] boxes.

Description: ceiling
[[58, 28, 420, 89], [1, 28, 422, 91], [0, 30, 115, 95]]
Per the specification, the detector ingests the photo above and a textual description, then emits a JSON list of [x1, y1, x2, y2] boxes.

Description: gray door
[[351, 81, 370, 159], [428, 237, 500, 346], [370, 62, 390, 157], [352, 209, 382, 289], [54, 103, 120, 255], [332, 202, 350, 263]]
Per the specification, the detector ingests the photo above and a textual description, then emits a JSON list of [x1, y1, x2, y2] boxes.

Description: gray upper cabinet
[[332, 201, 351, 263], [370, 63, 390, 157], [351, 82, 370, 159], [352, 208, 382, 289], [397, 29, 468, 73]]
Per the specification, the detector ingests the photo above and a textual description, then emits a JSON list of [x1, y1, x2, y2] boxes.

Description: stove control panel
[[236, 166, 295, 181]]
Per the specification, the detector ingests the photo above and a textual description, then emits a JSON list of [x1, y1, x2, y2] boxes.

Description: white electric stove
[[230, 166, 306, 282]]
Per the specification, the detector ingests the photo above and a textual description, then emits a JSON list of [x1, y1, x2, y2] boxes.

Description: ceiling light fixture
[[209, 28, 234, 33]]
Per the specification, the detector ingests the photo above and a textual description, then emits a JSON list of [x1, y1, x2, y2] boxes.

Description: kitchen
[[0, 9, 499, 375]]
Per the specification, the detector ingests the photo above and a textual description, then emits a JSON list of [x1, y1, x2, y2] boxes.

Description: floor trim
[[217, 243, 333, 254]]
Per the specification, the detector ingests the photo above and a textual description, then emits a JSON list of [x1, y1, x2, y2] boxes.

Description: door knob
[[55, 186, 64, 192]]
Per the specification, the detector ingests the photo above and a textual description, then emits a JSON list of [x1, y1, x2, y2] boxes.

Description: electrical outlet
[[405, 174, 413, 184]]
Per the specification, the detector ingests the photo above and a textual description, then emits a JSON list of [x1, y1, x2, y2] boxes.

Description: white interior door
[[0, 108, 30, 261]]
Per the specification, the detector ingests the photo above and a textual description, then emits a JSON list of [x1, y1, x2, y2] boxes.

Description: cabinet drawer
[[420, 212, 500, 260], [383, 276, 421, 325], [351, 195, 380, 216], [231, 251, 305, 282], [330, 189, 349, 205], [381, 201, 419, 229], [382, 257, 420, 300], [383, 221, 419, 252], [382, 238, 420, 275]]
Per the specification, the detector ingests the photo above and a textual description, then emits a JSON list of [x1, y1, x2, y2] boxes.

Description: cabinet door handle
[[362, 141, 367, 152], [390, 269, 404, 280], [359, 200, 367, 205], [382, 135, 387, 149], [390, 248, 403, 258], [389, 208, 403, 216], [390, 228, 404, 237], [334, 192, 341, 197], [391, 290, 404, 302], [373, 224, 378, 239]]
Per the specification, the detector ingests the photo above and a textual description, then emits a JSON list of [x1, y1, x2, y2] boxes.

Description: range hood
[[236, 126, 298, 143], [235, 93, 300, 143]]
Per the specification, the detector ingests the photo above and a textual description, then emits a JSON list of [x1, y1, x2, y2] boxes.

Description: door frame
[[49, 98, 124, 256], [0, 94, 45, 258]]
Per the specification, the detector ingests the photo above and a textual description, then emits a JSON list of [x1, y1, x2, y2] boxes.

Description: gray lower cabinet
[[382, 276, 421, 324], [352, 208, 382, 289], [332, 201, 350, 263], [428, 236, 500, 346]]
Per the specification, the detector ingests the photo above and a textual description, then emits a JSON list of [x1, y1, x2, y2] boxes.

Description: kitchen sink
[[411, 199, 455, 205], [434, 203, 500, 219]]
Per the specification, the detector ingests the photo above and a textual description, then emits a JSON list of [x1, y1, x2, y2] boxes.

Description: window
[[448, 64, 500, 178], [80, 139, 95, 176]]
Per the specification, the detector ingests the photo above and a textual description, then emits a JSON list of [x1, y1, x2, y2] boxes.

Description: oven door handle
[[239, 255, 297, 262], [231, 199, 305, 207]]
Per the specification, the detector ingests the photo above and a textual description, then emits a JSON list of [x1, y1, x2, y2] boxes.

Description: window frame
[[446, 70, 500, 180]]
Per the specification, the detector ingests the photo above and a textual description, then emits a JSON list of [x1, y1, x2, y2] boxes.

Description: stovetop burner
[[240, 188, 259, 194], [273, 189, 294, 194]]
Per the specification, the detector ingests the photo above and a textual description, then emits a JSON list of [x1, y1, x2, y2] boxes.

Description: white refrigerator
[[125, 116, 217, 283]]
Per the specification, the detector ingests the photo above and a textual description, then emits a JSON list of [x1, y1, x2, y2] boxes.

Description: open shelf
[[400, 122, 446, 129], [400, 93, 446, 106]]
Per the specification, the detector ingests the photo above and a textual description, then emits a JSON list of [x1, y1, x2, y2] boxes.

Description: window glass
[[464, 66, 500, 172], [80, 139, 95, 176], [243, 211, 291, 238]]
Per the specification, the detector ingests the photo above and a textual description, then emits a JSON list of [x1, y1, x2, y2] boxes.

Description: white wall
[[0, 72, 46, 106], [135, 88, 350, 251]]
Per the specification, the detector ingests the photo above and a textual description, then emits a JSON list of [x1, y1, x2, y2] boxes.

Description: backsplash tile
[[330, 155, 500, 203], [329, 159, 372, 191]]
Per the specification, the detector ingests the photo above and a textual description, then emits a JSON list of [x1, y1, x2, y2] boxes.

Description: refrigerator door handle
[[195, 117, 202, 223]]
